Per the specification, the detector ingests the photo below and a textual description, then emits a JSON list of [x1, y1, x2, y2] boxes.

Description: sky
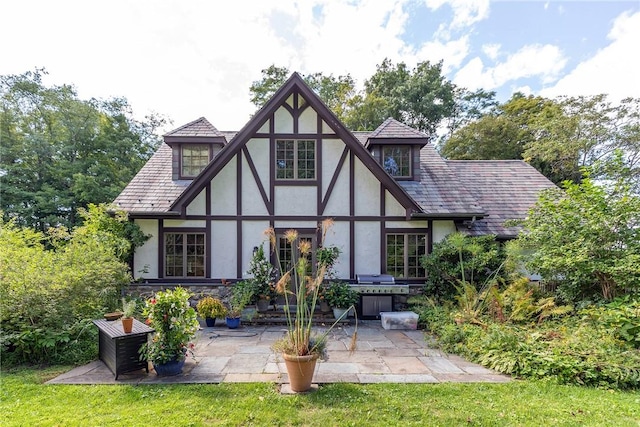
[[2, 0, 639, 133]]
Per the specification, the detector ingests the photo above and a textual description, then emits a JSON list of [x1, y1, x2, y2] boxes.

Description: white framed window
[[165, 233, 205, 277], [386, 233, 427, 278], [181, 145, 210, 177], [382, 146, 411, 177], [276, 140, 316, 180]]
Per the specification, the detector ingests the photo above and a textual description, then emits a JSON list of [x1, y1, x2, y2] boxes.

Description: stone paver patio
[[47, 321, 510, 385]]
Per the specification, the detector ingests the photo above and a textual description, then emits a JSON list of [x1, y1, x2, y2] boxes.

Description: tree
[[249, 65, 356, 123], [515, 156, 640, 303], [441, 93, 640, 187], [0, 69, 164, 231], [347, 59, 456, 134], [250, 60, 458, 134]]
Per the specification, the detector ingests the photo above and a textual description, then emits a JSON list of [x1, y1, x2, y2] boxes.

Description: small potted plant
[[226, 281, 253, 329], [140, 287, 199, 376], [121, 298, 137, 333], [196, 296, 227, 327], [323, 281, 359, 320]]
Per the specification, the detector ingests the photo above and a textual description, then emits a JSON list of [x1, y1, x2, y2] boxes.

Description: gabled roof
[[163, 117, 227, 144], [399, 144, 484, 218], [366, 117, 429, 147], [113, 143, 188, 213], [447, 160, 556, 238], [170, 73, 421, 214]]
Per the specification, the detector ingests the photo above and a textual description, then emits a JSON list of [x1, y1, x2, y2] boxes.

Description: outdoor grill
[[351, 274, 409, 294], [350, 274, 410, 319]]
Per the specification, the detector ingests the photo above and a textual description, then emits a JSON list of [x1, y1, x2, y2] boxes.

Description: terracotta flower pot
[[282, 353, 319, 392], [122, 317, 133, 333]]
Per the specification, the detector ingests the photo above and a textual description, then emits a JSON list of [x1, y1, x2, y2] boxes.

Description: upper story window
[[276, 140, 316, 180], [181, 145, 210, 177], [382, 145, 411, 178]]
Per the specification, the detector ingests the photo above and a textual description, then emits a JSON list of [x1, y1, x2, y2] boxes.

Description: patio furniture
[[92, 318, 154, 379]]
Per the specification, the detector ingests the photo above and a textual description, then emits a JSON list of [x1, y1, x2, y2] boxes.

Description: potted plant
[[323, 281, 359, 319], [140, 287, 199, 376], [226, 281, 253, 329], [267, 219, 357, 392], [196, 296, 227, 327], [121, 298, 137, 333], [247, 245, 276, 312]]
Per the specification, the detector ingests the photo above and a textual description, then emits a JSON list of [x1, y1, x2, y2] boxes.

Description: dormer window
[[382, 145, 411, 178], [181, 145, 210, 178]]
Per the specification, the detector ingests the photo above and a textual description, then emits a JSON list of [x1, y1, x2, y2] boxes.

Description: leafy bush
[[412, 295, 640, 389], [422, 233, 513, 300], [0, 207, 135, 366]]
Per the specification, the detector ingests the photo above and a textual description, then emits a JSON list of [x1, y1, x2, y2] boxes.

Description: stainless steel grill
[[350, 274, 409, 294]]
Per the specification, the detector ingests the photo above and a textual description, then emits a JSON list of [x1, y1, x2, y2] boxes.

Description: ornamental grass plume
[[266, 221, 357, 360]]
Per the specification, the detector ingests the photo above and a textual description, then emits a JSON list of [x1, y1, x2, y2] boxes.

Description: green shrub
[[0, 208, 135, 366]]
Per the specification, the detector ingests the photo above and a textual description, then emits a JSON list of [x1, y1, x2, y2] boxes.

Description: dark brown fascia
[[170, 73, 423, 215], [126, 211, 181, 219], [365, 137, 429, 149], [164, 136, 227, 145], [411, 212, 486, 220]]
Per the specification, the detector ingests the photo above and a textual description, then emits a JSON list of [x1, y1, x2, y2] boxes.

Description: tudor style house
[[114, 73, 554, 289]]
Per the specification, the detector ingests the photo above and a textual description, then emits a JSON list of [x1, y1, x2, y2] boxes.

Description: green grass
[[2, 366, 639, 426]]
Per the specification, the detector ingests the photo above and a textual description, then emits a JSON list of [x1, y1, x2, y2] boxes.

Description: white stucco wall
[[433, 220, 457, 243], [211, 220, 237, 279], [323, 220, 351, 278], [274, 106, 293, 133], [163, 219, 206, 228], [321, 139, 345, 196], [385, 190, 405, 216], [211, 157, 237, 215], [385, 220, 429, 229], [354, 222, 381, 275], [274, 187, 316, 215], [354, 159, 380, 216], [186, 190, 206, 215], [241, 154, 269, 216], [298, 107, 317, 133], [322, 156, 350, 216], [274, 220, 317, 229], [134, 219, 158, 279], [246, 138, 270, 189]]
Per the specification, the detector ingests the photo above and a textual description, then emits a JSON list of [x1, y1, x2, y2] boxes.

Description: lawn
[[1, 367, 639, 426]]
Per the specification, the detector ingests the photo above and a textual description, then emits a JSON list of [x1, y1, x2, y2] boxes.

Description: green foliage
[[516, 162, 640, 302], [441, 92, 640, 187], [0, 214, 132, 365], [422, 233, 512, 300], [228, 281, 255, 316], [0, 68, 164, 231], [140, 287, 199, 364], [249, 60, 457, 134], [322, 281, 359, 309], [412, 293, 640, 389], [195, 296, 227, 319], [121, 298, 137, 318], [246, 244, 276, 300], [580, 297, 640, 348]]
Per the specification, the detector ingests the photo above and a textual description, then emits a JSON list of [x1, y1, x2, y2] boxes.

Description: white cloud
[[425, 0, 490, 32], [482, 43, 501, 61], [453, 44, 567, 90], [414, 36, 470, 72], [542, 10, 640, 100]]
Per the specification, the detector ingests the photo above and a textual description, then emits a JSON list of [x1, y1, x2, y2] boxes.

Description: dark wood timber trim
[[205, 183, 212, 279], [349, 149, 355, 278], [316, 114, 323, 217], [158, 219, 164, 278], [380, 184, 386, 274], [427, 219, 433, 254], [254, 133, 337, 139], [236, 149, 242, 278]]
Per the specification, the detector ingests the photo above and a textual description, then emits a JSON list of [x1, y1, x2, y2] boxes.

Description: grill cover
[[356, 274, 395, 284]]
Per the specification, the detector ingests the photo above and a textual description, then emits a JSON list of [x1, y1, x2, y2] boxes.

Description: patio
[[47, 321, 510, 386]]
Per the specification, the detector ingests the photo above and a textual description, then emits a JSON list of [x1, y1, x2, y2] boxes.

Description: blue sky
[[2, 0, 639, 133]]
